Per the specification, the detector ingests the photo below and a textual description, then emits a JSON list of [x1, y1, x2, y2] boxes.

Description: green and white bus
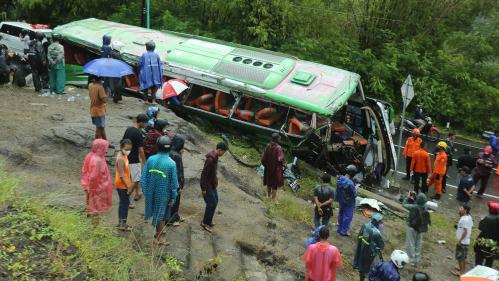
[[55, 18, 396, 179]]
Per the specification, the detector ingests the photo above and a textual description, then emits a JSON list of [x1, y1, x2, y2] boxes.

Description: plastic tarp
[[460, 265, 498, 281]]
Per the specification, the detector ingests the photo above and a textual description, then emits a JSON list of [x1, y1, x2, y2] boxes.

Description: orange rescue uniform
[[410, 149, 431, 174], [427, 150, 448, 195], [403, 137, 422, 158]]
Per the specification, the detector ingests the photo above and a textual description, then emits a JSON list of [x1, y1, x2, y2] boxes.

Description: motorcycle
[[400, 116, 440, 142]]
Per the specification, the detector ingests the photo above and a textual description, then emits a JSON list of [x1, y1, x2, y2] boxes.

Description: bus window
[[287, 110, 311, 135], [233, 97, 256, 122], [254, 103, 285, 129], [214, 91, 235, 116], [185, 85, 215, 112]]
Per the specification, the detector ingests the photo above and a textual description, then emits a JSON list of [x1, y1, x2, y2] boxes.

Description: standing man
[[28, 32, 46, 94], [141, 136, 178, 246], [456, 166, 475, 206], [474, 201, 498, 268], [489, 130, 498, 156], [457, 148, 476, 170], [353, 213, 385, 281], [427, 142, 448, 200], [200, 142, 228, 233], [19, 30, 30, 55], [403, 129, 422, 181], [138, 40, 162, 105], [303, 227, 343, 281], [122, 114, 149, 208], [47, 34, 65, 95], [313, 173, 335, 228], [441, 133, 456, 193], [87, 75, 107, 140], [453, 205, 473, 277], [410, 141, 431, 193], [368, 250, 410, 281], [473, 146, 497, 198], [336, 165, 357, 236], [261, 133, 286, 203], [403, 192, 431, 267], [168, 135, 185, 227]]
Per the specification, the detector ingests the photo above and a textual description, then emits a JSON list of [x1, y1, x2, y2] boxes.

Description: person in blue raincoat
[[354, 213, 385, 281], [138, 40, 162, 105], [368, 250, 409, 281], [336, 165, 357, 236], [141, 136, 178, 245]]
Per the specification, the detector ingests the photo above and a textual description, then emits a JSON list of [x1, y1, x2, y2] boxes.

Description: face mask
[[378, 223, 384, 231], [123, 150, 131, 156]]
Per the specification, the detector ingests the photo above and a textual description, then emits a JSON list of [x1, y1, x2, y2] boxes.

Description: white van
[[0, 22, 52, 55]]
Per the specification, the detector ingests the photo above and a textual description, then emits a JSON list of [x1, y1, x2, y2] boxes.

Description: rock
[[51, 126, 94, 148], [51, 114, 64, 121]]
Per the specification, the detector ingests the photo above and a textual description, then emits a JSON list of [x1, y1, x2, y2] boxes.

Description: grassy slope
[[0, 167, 183, 281]]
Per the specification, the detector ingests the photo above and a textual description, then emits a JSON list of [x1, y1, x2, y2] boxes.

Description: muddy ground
[[0, 84, 488, 281]]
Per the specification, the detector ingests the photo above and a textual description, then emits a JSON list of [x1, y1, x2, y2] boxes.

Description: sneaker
[[173, 221, 180, 227], [200, 222, 212, 233]]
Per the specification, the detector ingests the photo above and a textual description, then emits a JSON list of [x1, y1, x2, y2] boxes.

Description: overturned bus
[[54, 18, 397, 180]]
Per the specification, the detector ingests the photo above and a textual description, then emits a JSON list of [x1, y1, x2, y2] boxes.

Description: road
[[393, 131, 499, 199]]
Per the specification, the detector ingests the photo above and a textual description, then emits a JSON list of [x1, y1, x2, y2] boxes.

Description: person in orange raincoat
[[403, 129, 423, 180], [410, 141, 431, 193], [427, 142, 448, 200]]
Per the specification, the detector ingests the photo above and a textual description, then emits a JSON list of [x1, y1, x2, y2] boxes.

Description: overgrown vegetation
[[3, 0, 497, 133], [0, 167, 183, 281]]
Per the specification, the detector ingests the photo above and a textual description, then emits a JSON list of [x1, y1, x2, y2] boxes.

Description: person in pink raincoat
[[81, 139, 113, 226], [303, 227, 343, 281]]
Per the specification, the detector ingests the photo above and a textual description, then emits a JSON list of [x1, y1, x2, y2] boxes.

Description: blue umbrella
[[83, 58, 133, 78]]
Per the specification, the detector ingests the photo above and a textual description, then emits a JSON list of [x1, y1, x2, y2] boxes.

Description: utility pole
[[146, 0, 150, 29]]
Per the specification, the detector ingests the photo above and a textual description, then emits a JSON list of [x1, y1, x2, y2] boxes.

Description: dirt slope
[[0, 84, 468, 281]]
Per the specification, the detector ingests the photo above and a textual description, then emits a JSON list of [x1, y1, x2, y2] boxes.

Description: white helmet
[[391, 250, 409, 269]]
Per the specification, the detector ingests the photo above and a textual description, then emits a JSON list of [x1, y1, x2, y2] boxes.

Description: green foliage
[[4, 0, 498, 133]]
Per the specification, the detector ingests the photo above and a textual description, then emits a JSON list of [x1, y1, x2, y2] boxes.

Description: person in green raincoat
[[353, 213, 385, 281], [47, 34, 65, 94]]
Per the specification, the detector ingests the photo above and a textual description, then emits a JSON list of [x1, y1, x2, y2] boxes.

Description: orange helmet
[[412, 128, 420, 135], [484, 145, 493, 154]]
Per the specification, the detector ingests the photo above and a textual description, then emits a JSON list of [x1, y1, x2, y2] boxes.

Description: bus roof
[[54, 18, 360, 116]]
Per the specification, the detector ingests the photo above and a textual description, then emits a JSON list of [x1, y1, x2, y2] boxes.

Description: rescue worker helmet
[[412, 272, 430, 281], [156, 136, 172, 151], [437, 141, 447, 150], [390, 250, 409, 269], [145, 40, 156, 51], [345, 164, 357, 176], [412, 128, 420, 135], [102, 35, 112, 45], [483, 145, 492, 154]]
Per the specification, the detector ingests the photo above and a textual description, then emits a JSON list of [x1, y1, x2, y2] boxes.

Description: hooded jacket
[[368, 261, 400, 281], [170, 135, 185, 189], [200, 151, 219, 192], [137, 50, 162, 91], [403, 193, 430, 227], [475, 152, 496, 176], [336, 176, 356, 206], [354, 215, 385, 275], [81, 139, 113, 214]]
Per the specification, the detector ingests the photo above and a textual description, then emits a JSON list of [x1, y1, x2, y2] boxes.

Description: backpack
[[409, 207, 430, 233]]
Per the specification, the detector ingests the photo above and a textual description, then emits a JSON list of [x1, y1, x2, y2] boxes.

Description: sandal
[[134, 194, 143, 201], [129, 203, 136, 209], [118, 224, 133, 231]]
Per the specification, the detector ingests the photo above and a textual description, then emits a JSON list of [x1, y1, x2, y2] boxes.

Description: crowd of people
[[26, 33, 495, 280], [403, 129, 498, 201]]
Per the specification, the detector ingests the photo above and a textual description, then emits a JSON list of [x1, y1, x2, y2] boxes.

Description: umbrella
[[83, 58, 133, 78], [156, 79, 188, 100]]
